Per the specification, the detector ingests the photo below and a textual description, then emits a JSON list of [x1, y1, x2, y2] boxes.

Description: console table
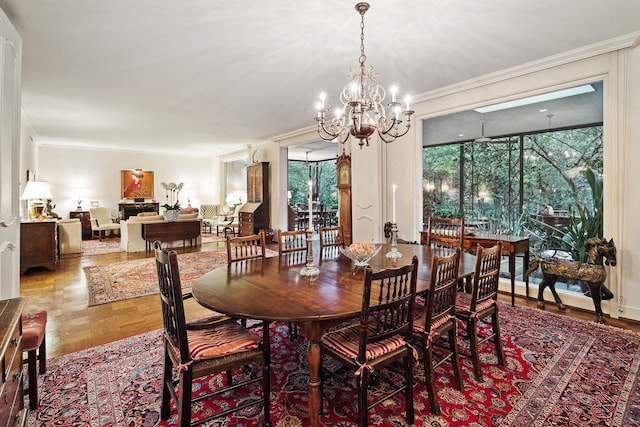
[[141, 220, 201, 251], [118, 202, 159, 220], [420, 231, 529, 306]]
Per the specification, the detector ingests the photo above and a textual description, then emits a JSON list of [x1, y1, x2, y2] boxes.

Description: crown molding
[[413, 32, 640, 104]]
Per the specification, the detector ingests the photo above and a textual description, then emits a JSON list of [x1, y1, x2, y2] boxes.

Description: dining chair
[[276, 229, 307, 340], [319, 256, 419, 427], [319, 225, 345, 250], [89, 207, 120, 240], [455, 242, 504, 382], [226, 232, 266, 263], [425, 216, 465, 249], [153, 241, 272, 427], [277, 229, 307, 255], [412, 248, 463, 415]]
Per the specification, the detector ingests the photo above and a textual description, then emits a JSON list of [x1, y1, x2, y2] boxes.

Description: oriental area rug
[[84, 248, 278, 306], [27, 303, 640, 426], [60, 236, 125, 258]]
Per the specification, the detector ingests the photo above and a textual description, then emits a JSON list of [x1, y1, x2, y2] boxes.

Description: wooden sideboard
[[0, 298, 28, 427], [20, 221, 58, 275], [141, 220, 201, 251], [69, 210, 92, 239], [118, 202, 159, 220], [239, 162, 270, 236]]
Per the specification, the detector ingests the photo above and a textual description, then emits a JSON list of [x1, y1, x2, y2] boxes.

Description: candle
[[392, 184, 397, 223], [405, 95, 411, 111], [308, 180, 313, 230]]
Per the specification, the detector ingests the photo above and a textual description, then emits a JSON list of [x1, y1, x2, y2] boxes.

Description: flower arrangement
[[161, 182, 184, 210], [340, 242, 382, 267]]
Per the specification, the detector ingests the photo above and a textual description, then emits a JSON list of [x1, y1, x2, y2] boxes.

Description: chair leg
[[424, 341, 440, 415], [27, 349, 38, 410], [357, 370, 369, 427], [262, 323, 272, 427], [404, 351, 415, 425], [450, 326, 463, 390], [177, 369, 193, 427], [468, 317, 483, 382], [492, 311, 506, 366], [38, 338, 46, 374], [160, 351, 173, 420]]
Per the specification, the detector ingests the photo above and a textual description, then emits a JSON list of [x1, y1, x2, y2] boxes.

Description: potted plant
[[161, 182, 184, 222]]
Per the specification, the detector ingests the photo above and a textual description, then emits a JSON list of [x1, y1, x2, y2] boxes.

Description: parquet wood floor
[[19, 240, 640, 358]]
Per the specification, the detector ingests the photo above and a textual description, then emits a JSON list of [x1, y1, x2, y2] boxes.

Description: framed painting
[[121, 170, 154, 199]]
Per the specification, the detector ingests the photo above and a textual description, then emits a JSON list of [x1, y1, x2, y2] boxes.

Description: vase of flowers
[[161, 182, 184, 222], [340, 242, 382, 267]]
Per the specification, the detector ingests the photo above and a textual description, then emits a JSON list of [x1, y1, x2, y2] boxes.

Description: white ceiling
[[1, 0, 639, 156]]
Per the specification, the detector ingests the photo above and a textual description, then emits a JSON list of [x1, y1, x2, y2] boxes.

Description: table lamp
[[21, 181, 53, 221]]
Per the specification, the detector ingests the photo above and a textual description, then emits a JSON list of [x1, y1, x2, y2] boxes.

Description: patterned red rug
[[84, 248, 278, 306], [27, 302, 640, 426]]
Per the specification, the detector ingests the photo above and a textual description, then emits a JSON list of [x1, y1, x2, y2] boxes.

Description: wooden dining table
[[192, 243, 476, 427]]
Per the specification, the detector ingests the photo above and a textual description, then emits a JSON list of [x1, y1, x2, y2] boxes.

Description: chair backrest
[[199, 204, 221, 219], [89, 207, 113, 225], [154, 241, 190, 364], [319, 225, 344, 249], [426, 217, 464, 249], [423, 249, 460, 332], [227, 232, 266, 263], [277, 230, 307, 255], [357, 256, 419, 364], [470, 242, 503, 310]]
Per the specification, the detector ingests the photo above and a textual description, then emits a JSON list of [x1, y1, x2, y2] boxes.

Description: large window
[[423, 125, 603, 292]]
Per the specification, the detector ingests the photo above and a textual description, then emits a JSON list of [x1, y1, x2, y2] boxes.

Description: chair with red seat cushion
[[22, 310, 47, 410]]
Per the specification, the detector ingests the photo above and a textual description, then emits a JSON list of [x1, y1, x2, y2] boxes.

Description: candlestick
[[386, 222, 403, 259], [392, 184, 397, 223], [308, 180, 313, 230], [300, 228, 320, 277]]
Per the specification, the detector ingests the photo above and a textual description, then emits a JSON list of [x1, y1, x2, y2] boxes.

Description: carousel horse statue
[[525, 237, 616, 323]]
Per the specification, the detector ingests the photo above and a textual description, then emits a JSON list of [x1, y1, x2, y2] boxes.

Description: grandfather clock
[[336, 151, 352, 245]]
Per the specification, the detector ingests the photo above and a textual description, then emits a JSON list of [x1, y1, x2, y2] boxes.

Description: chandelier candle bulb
[[405, 96, 411, 112], [391, 86, 397, 103]]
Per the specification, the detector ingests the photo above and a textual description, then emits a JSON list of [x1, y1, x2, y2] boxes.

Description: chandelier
[[314, 2, 414, 149]]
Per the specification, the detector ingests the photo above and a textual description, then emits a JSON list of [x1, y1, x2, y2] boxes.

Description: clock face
[[338, 164, 350, 185]]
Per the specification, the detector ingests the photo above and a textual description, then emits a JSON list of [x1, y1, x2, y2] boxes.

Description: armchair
[[199, 204, 221, 233], [89, 207, 120, 240]]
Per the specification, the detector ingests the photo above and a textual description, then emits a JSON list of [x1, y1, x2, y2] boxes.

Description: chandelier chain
[[359, 12, 366, 66]]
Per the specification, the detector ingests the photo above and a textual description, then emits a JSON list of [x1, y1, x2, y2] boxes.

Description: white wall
[[37, 145, 217, 218]]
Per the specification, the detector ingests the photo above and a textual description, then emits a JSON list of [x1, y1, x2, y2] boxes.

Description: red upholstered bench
[[22, 310, 47, 410]]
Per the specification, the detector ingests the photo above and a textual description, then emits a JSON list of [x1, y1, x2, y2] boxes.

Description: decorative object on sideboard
[[161, 182, 184, 222], [20, 180, 53, 221], [121, 169, 154, 199], [76, 197, 82, 210], [314, 2, 414, 149]]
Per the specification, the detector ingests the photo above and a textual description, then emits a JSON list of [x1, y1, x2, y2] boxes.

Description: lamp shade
[[20, 181, 53, 200]]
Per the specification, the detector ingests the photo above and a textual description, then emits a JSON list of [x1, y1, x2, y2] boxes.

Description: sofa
[[120, 213, 202, 253]]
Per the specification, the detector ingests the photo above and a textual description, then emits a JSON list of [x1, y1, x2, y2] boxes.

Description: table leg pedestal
[[303, 322, 323, 427]]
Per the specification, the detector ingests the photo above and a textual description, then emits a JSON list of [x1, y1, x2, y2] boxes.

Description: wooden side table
[[20, 221, 58, 275], [69, 210, 91, 240]]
